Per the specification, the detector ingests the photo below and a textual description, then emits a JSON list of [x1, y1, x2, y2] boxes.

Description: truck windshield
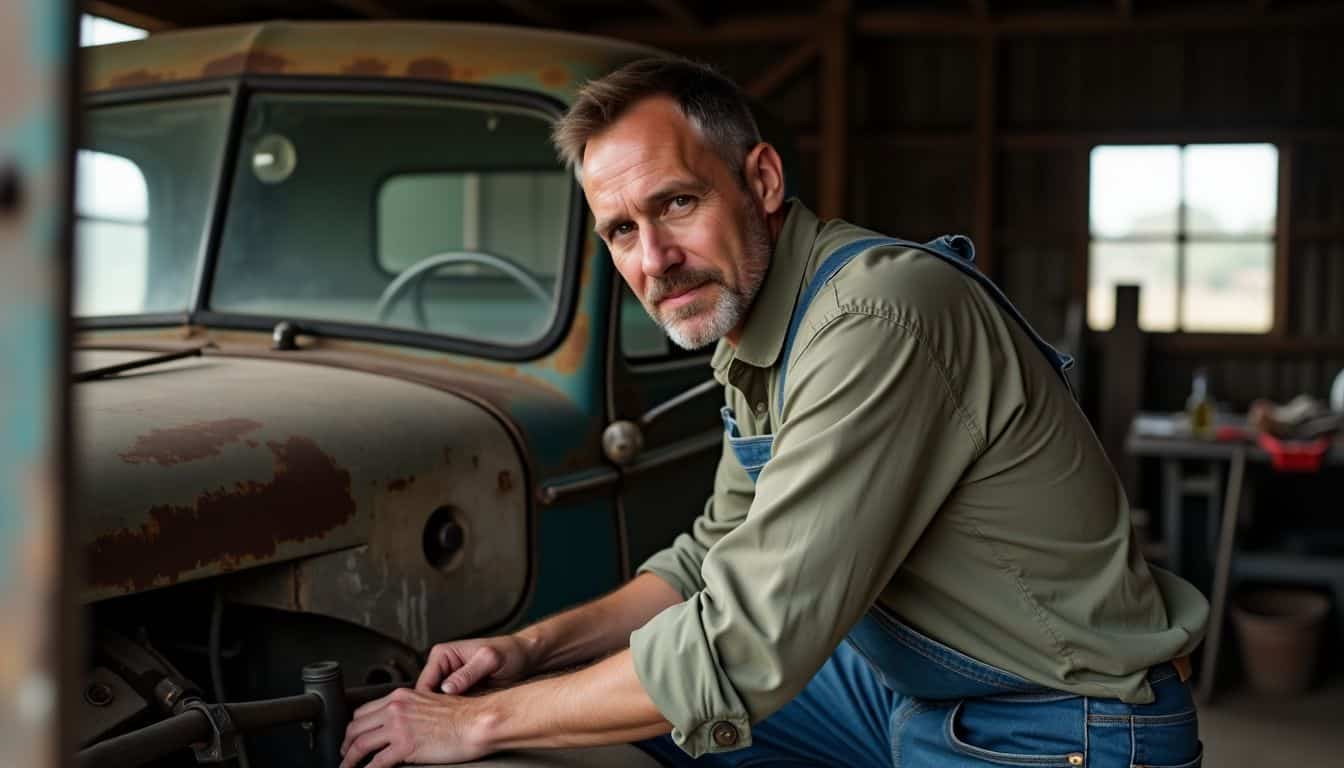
[[75, 96, 230, 317], [209, 92, 573, 348]]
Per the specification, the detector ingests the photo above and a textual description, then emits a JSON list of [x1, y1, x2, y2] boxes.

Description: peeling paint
[[119, 418, 263, 466], [496, 470, 513, 494], [405, 57, 452, 79], [201, 50, 289, 78], [552, 311, 590, 374], [88, 436, 355, 591], [385, 475, 415, 492], [341, 57, 387, 75]]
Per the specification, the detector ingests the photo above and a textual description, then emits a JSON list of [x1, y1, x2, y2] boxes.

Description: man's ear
[[743, 142, 786, 215]]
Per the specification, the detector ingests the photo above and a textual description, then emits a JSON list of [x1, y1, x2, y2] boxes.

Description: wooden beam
[[817, 1, 851, 220], [797, 129, 975, 151], [1000, 127, 1344, 148], [974, 33, 997, 279], [745, 39, 818, 100], [600, 5, 1343, 46], [645, 0, 703, 27], [1273, 142, 1294, 335], [499, 0, 566, 27], [593, 14, 815, 44], [82, 1, 176, 31], [326, 0, 397, 18]]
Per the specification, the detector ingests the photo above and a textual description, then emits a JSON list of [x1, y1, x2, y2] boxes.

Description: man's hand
[[416, 635, 534, 695], [339, 687, 490, 768]]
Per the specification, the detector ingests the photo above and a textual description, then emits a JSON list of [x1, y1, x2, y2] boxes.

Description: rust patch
[[386, 476, 415, 492], [88, 437, 356, 592], [539, 66, 569, 88], [109, 69, 164, 88], [551, 311, 590, 374], [120, 418, 264, 466], [245, 440, 259, 448], [202, 50, 290, 78], [342, 57, 388, 76], [497, 470, 513, 494], [406, 57, 453, 79]]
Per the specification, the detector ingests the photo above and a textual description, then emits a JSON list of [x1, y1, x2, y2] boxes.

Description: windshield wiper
[[73, 344, 214, 383]]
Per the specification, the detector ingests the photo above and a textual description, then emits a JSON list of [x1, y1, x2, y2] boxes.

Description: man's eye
[[670, 195, 694, 209], [612, 222, 634, 239]]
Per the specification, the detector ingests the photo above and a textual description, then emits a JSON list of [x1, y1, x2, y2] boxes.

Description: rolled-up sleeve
[[630, 312, 983, 757]]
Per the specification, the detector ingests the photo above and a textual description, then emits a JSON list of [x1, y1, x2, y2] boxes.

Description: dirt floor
[[1200, 679, 1344, 766]]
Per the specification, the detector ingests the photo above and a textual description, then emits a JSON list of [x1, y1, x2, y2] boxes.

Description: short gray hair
[[551, 57, 762, 180]]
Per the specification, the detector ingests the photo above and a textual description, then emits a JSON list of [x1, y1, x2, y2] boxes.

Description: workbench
[[1126, 413, 1344, 703]]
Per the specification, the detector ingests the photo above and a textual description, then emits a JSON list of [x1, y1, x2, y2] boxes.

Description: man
[[340, 58, 1209, 768]]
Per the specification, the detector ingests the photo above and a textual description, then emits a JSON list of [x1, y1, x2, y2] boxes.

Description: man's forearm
[[476, 648, 671, 751], [514, 572, 682, 674]]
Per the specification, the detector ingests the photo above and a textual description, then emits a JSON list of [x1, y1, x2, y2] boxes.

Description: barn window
[[1087, 143, 1277, 333]]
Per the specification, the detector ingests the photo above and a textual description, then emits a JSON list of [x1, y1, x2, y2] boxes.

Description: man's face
[[581, 97, 771, 350]]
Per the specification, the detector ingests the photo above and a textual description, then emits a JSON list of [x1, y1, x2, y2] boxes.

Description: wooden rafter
[[745, 39, 818, 100], [593, 14, 813, 44], [604, 5, 1344, 45], [326, 0, 397, 18], [83, 1, 176, 31], [498, 0, 566, 27], [817, 0, 851, 220], [646, 0, 703, 27]]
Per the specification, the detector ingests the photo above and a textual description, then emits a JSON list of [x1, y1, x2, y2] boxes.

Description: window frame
[[79, 75, 588, 363], [1086, 141, 1280, 336]]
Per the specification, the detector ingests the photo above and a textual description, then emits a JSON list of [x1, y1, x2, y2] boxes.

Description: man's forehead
[[581, 97, 708, 177]]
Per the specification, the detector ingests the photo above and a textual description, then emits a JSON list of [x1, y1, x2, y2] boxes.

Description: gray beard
[[648, 210, 771, 351]]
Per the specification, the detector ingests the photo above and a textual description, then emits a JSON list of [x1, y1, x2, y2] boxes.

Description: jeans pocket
[[943, 699, 1086, 767], [1133, 741, 1203, 768], [1128, 710, 1200, 768]]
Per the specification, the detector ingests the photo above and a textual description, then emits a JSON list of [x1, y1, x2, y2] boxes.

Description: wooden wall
[[643, 8, 1344, 422]]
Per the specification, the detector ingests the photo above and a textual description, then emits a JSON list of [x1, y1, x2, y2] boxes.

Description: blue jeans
[[637, 614, 1202, 767]]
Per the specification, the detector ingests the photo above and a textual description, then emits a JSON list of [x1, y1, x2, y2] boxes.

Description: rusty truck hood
[[76, 348, 528, 605]]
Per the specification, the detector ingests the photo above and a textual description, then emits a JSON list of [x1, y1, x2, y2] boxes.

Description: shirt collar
[[711, 199, 820, 382]]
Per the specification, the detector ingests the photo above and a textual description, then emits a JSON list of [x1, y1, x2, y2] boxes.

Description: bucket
[[1231, 588, 1331, 695]]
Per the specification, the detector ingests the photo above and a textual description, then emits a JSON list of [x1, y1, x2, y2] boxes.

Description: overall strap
[[776, 236, 1075, 415]]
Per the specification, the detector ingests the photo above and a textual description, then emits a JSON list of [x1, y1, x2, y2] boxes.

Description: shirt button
[[711, 721, 739, 748], [753, 402, 767, 418]]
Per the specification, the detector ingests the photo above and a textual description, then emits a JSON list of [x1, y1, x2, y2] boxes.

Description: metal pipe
[[76, 708, 210, 768], [303, 661, 351, 768], [76, 694, 324, 768], [229, 694, 323, 732]]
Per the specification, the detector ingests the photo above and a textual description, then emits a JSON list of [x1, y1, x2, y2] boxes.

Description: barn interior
[[8, 0, 1344, 766]]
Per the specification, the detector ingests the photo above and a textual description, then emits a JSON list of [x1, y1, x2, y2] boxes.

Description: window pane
[[213, 93, 571, 347], [1088, 242, 1178, 331], [1184, 144, 1277, 236], [1090, 145, 1181, 237], [1182, 242, 1273, 332], [76, 96, 230, 317]]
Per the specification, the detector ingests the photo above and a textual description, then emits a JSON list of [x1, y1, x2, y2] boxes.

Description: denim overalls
[[640, 237, 1202, 767]]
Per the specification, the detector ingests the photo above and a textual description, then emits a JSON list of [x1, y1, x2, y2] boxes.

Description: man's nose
[[638, 222, 684, 278]]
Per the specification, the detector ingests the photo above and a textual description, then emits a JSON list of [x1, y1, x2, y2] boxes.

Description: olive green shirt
[[630, 201, 1209, 758]]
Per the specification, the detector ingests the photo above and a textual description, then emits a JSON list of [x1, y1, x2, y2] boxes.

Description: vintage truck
[[74, 20, 786, 766]]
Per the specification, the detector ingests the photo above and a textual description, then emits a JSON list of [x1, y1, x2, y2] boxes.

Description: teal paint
[[525, 501, 621, 621]]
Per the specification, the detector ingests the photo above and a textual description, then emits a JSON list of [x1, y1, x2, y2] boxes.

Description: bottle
[[1187, 368, 1214, 439]]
